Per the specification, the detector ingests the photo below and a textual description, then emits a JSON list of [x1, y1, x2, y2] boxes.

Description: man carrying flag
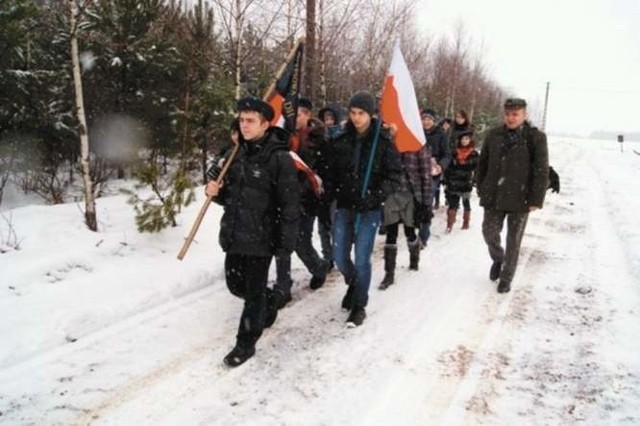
[[267, 98, 331, 328], [263, 41, 331, 327], [205, 97, 300, 367]]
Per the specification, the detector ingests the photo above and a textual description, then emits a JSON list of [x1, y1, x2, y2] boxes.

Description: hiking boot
[[281, 291, 292, 307], [497, 281, 511, 293], [379, 244, 397, 290], [264, 289, 279, 329], [341, 285, 354, 311], [310, 263, 328, 290], [223, 345, 256, 367], [462, 210, 471, 230], [408, 239, 421, 271], [346, 306, 366, 327], [446, 208, 457, 233], [379, 273, 394, 290], [489, 261, 502, 281], [326, 260, 334, 273], [264, 288, 292, 328]]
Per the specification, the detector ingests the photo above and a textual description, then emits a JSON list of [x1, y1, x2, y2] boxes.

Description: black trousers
[[481, 209, 529, 285], [445, 192, 471, 211], [384, 222, 417, 245], [225, 253, 271, 349]]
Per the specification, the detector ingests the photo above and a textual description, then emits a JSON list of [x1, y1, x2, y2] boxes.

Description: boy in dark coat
[[321, 91, 403, 327], [270, 98, 329, 327], [205, 97, 300, 366], [420, 108, 451, 248], [476, 98, 549, 294], [318, 105, 343, 138]]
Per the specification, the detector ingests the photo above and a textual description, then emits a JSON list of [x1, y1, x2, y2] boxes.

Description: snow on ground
[[1, 138, 639, 425]]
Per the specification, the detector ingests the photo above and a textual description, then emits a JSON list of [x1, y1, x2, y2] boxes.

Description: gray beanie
[[348, 91, 375, 116]]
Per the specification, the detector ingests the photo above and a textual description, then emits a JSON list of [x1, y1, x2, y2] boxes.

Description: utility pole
[[541, 81, 550, 132]]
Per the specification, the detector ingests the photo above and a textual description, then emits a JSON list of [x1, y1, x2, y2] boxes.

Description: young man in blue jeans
[[320, 91, 403, 327]]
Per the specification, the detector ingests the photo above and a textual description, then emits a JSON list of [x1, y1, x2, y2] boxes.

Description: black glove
[[318, 203, 332, 228], [415, 202, 433, 224], [355, 196, 380, 213], [274, 248, 291, 258]]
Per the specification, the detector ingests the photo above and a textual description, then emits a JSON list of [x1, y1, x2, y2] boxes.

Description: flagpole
[[177, 38, 305, 261], [263, 38, 306, 101], [354, 117, 383, 234]]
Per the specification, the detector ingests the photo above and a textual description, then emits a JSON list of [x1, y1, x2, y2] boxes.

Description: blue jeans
[[332, 208, 381, 308]]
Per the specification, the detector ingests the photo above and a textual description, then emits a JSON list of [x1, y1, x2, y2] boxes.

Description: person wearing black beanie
[[348, 91, 376, 117], [317, 90, 403, 327]]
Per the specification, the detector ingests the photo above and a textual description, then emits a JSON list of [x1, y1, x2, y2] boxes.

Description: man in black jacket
[[270, 98, 329, 326], [420, 108, 451, 246], [206, 97, 300, 366], [321, 91, 403, 327], [476, 98, 549, 293]]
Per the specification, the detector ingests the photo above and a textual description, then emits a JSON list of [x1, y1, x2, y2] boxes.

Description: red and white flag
[[380, 42, 426, 153]]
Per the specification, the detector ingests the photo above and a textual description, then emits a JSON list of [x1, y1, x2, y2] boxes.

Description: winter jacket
[[476, 122, 549, 212], [214, 127, 300, 257], [424, 126, 452, 173], [321, 118, 403, 212], [294, 120, 328, 216], [444, 142, 479, 194], [401, 145, 433, 206]]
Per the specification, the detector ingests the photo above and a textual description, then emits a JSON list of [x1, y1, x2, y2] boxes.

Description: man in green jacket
[[476, 98, 549, 293]]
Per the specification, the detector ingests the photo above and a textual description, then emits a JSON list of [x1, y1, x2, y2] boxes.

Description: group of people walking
[[204, 93, 550, 367]]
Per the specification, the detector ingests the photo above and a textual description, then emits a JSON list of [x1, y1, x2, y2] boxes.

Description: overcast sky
[[415, 0, 640, 136]]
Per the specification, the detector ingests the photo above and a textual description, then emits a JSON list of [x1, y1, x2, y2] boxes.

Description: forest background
[[0, 0, 507, 231]]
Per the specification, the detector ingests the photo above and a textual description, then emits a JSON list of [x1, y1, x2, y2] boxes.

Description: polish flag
[[380, 42, 426, 153], [289, 151, 323, 197]]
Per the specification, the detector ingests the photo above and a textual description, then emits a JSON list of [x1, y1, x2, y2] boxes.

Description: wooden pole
[[262, 37, 305, 103], [176, 141, 240, 260]]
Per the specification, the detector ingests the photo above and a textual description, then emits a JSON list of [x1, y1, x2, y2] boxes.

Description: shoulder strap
[[524, 125, 536, 160]]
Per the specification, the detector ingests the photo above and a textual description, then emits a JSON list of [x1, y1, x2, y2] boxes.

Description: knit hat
[[420, 108, 437, 121], [318, 106, 338, 122], [457, 129, 474, 140], [348, 91, 375, 116], [236, 96, 274, 121]]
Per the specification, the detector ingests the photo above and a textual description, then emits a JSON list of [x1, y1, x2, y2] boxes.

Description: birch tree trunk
[[69, 0, 97, 231], [234, 0, 244, 100], [305, 0, 316, 99], [318, 0, 326, 104]]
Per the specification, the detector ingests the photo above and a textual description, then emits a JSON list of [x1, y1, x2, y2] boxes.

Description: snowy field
[[1, 137, 639, 425]]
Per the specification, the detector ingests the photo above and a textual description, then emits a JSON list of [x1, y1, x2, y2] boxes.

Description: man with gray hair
[[476, 98, 549, 293]]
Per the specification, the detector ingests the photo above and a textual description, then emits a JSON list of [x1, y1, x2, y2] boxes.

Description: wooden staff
[[176, 141, 239, 260], [177, 37, 305, 261]]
